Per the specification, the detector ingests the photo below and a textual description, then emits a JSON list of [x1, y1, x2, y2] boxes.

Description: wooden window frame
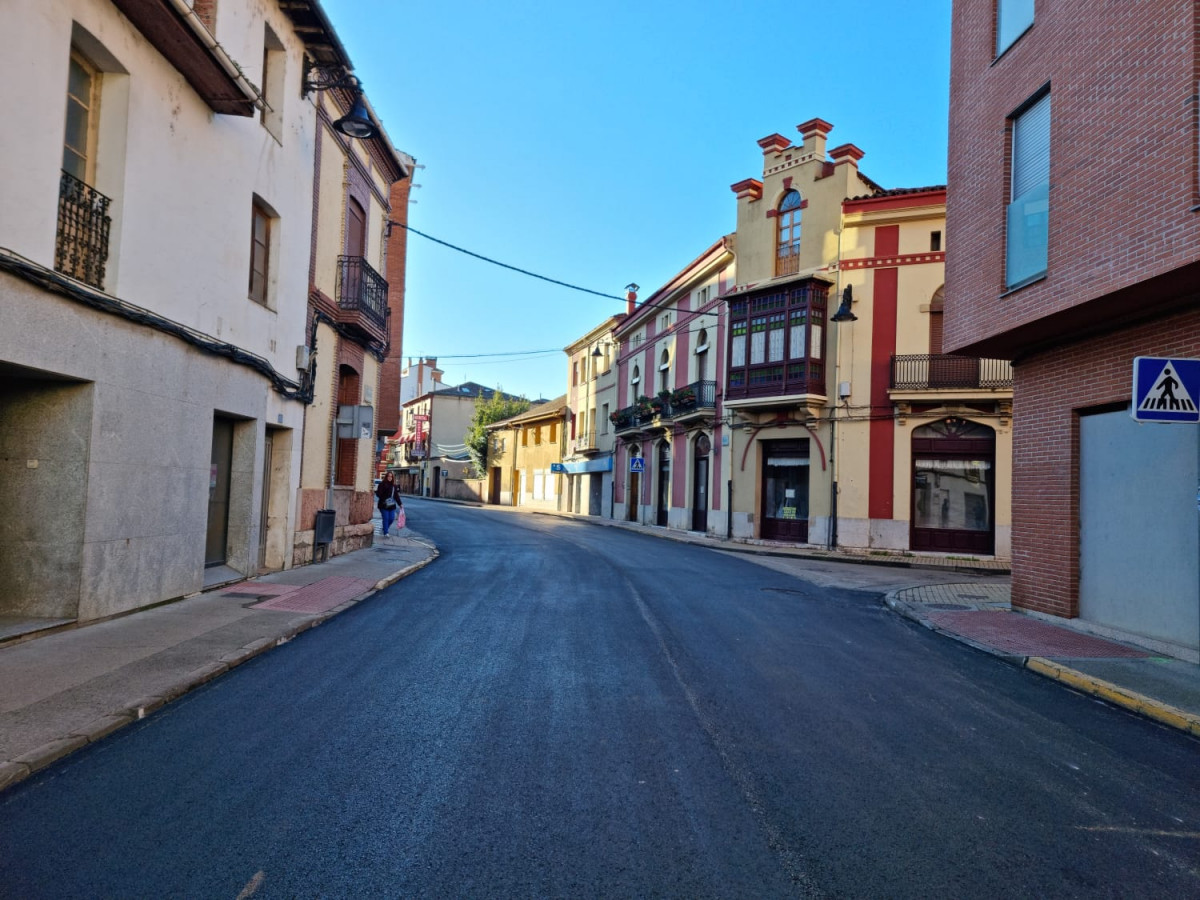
[[249, 202, 271, 306], [64, 49, 101, 185]]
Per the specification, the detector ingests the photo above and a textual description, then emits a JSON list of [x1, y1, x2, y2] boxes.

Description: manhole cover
[[927, 602, 968, 610]]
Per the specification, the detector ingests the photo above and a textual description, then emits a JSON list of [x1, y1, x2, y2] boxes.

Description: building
[[486, 396, 568, 511], [563, 317, 624, 518], [294, 33, 411, 564], [0, 0, 333, 629], [945, 0, 1200, 660], [612, 242, 734, 533], [395, 382, 506, 497], [836, 187, 1013, 557]]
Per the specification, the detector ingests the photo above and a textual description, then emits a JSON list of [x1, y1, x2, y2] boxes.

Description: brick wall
[[945, 0, 1200, 359], [1012, 303, 1200, 618], [377, 176, 413, 436]]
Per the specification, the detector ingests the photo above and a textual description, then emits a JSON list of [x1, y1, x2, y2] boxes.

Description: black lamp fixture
[[591, 346, 603, 358], [831, 284, 858, 323], [302, 62, 378, 141]]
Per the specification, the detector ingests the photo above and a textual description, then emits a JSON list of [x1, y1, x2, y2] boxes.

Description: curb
[[885, 592, 1200, 741], [1025, 657, 1200, 738], [526, 509, 1008, 576], [0, 548, 440, 795]]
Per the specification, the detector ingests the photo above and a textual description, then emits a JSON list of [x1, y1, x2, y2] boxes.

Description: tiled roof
[[847, 184, 947, 202]]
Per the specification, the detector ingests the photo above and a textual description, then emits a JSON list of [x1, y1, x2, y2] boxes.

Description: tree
[[465, 391, 530, 477]]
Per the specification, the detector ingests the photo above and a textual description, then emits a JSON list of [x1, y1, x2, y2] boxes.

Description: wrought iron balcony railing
[[56, 171, 112, 289], [666, 380, 717, 418], [336, 255, 389, 335], [890, 354, 1013, 391], [775, 244, 800, 277], [611, 380, 719, 433]]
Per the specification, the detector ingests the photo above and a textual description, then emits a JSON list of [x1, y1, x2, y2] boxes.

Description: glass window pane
[[769, 327, 784, 362], [68, 57, 91, 104], [731, 335, 746, 368], [765, 460, 809, 519], [790, 324, 806, 359], [62, 146, 85, 181], [810, 324, 823, 360], [913, 459, 992, 531], [1005, 180, 1049, 286], [997, 0, 1034, 54], [750, 331, 765, 364]]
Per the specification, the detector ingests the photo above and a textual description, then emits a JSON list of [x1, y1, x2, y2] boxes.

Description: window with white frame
[[659, 349, 670, 393], [996, 0, 1034, 56], [1006, 90, 1050, 288], [660, 312, 672, 331]]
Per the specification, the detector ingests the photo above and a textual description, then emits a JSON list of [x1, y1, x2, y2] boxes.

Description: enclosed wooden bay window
[[726, 280, 829, 400]]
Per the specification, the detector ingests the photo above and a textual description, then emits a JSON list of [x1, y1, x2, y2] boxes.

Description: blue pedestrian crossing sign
[[629, 456, 645, 473], [1132, 357, 1200, 423]]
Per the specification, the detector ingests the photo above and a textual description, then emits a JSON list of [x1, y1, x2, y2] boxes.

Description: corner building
[[945, 0, 1200, 659]]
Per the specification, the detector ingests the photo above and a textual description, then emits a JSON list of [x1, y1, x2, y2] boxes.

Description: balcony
[[572, 433, 600, 454], [890, 355, 1013, 391], [611, 381, 719, 435], [666, 380, 717, 423], [335, 255, 389, 343], [775, 244, 800, 277], [55, 171, 111, 289]]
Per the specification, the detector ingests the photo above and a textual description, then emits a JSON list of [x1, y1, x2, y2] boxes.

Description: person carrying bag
[[376, 472, 403, 537]]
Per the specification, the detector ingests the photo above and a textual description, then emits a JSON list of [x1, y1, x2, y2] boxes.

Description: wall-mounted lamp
[[303, 62, 378, 141], [831, 285, 857, 323]]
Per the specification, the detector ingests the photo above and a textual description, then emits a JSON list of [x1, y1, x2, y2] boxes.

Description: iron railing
[[890, 354, 1013, 390], [56, 171, 111, 289], [336, 255, 389, 332], [611, 380, 718, 432], [775, 244, 800, 277]]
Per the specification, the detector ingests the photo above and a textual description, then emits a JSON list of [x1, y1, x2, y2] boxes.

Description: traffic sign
[[629, 456, 645, 473], [550, 463, 566, 473], [1132, 357, 1200, 423]]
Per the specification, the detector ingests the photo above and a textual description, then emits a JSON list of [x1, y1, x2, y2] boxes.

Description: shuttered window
[[1005, 91, 1050, 287]]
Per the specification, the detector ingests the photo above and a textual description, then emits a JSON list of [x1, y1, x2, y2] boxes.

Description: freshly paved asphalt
[[2, 500, 1199, 898]]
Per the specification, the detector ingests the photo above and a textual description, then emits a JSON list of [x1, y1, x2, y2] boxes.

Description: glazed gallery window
[[1006, 90, 1050, 288], [996, 0, 1034, 56]]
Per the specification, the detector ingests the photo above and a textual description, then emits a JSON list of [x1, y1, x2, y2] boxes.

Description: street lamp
[[828, 285, 856, 549], [302, 64, 379, 141]]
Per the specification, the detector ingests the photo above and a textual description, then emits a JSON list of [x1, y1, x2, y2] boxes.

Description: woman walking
[[376, 472, 403, 537]]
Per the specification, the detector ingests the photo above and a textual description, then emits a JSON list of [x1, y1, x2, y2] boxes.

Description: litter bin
[[314, 508, 335, 547]]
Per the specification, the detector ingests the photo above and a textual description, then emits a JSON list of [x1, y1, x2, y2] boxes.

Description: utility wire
[[392, 222, 626, 301]]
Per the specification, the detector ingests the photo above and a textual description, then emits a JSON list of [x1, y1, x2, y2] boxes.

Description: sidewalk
[[0, 521, 437, 793]]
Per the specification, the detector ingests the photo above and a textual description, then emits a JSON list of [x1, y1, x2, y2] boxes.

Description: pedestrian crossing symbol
[[629, 456, 645, 473], [1132, 357, 1200, 423]]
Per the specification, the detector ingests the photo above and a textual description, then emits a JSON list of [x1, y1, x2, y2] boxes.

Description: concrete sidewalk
[[0, 521, 437, 793]]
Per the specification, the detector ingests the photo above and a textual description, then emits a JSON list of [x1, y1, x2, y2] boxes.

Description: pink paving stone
[[926, 611, 1151, 658], [251, 576, 377, 615], [221, 583, 298, 597]]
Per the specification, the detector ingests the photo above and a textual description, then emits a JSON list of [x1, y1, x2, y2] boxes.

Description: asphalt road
[[2, 500, 1199, 898]]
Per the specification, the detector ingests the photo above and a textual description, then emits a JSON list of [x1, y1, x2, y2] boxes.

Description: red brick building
[[945, 0, 1200, 660]]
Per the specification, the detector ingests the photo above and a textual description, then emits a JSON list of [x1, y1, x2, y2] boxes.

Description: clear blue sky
[[321, 0, 952, 400]]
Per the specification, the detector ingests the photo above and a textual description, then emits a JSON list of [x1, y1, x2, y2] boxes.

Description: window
[[63, 50, 99, 184], [601, 403, 609, 433], [726, 285, 828, 398], [631, 364, 641, 389], [996, 0, 1034, 56], [659, 349, 670, 393], [776, 190, 803, 276], [696, 329, 709, 382], [930, 230, 942, 252], [534, 426, 542, 445], [334, 365, 361, 485], [572, 360, 579, 386], [1006, 90, 1050, 288], [549, 422, 557, 443], [261, 25, 285, 141], [249, 201, 272, 305], [521, 428, 528, 447], [660, 312, 672, 331]]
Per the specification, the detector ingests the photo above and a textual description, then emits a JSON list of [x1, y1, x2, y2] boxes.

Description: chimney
[[626, 287, 638, 315], [796, 118, 834, 160]]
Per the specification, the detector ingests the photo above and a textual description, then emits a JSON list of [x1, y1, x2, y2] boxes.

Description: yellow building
[[486, 396, 568, 511], [723, 120, 1012, 557]]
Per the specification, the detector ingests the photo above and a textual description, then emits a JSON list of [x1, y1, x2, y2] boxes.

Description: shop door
[[910, 418, 995, 554], [588, 473, 603, 516], [761, 439, 809, 542], [489, 467, 501, 504], [205, 417, 234, 566], [656, 441, 670, 526]]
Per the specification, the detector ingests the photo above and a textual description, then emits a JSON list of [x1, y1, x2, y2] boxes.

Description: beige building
[[394, 382, 502, 497], [563, 317, 623, 518], [295, 57, 411, 564], [486, 397, 568, 511], [0, 0, 336, 631]]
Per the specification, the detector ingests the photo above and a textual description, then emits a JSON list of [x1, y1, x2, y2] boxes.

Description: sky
[[320, 0, 953, 400]]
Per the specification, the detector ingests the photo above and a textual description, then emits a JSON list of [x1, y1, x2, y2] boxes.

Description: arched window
[[929, 285, 945, 355], [695, 328, 709, 382], [776, 190, 803, 275], [631, 364, 641, 390], [335, 364, 361, 485], [659, 348, 670, 393]]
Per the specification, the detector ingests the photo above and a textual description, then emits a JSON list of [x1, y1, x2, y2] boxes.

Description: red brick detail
[[766, 209, 777, 219], [782, 176, 793, 190], [796, 118, 834, 137], [874, 225, 900, 258], [757, 133, 792, 153], [842, 252, 945, 271], [730, 178, 764, 201], [829, 143, 865, 163], [191, 0, 216, 31], [377, 176, 413, 437], [869, 266, 898, 519]]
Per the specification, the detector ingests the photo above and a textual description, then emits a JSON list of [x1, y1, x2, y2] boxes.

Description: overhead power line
[[390, 221, 626, 302]]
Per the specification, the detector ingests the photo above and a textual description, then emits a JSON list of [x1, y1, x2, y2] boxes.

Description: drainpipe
[[165, 0, 266, 110]]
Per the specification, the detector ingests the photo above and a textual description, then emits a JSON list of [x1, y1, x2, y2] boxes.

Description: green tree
[[465, 391, 530, 477]]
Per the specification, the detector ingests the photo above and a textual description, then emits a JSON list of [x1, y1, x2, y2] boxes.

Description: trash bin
[[314, 508, 335, 547]]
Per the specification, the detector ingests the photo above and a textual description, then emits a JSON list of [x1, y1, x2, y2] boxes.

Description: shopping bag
[[396, 507, 407, 530]]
